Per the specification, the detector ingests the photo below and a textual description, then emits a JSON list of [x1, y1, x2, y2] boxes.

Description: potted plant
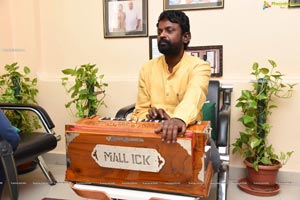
[[0, 62, 40, 132], [61, 63, 108, 118], [0, 62, 41, 173], [232, 59, 296, 196]]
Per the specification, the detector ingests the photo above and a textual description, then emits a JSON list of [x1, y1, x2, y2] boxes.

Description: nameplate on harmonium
[[65, 116, 213, 197]]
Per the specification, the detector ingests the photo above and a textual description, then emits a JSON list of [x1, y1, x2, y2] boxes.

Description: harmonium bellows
[[65, 116, 213, 198]]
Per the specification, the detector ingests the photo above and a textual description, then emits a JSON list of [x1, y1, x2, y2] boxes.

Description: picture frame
[[163, 0, 224, 11], [103, 0, 148, 38], [149, 36, 223, 77], [289, 0, 300, 8], [186, 45, 223, 77], [149, 35, 162, 59]]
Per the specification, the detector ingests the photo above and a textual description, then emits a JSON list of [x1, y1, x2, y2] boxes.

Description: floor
[[2, 163, 300, 200]]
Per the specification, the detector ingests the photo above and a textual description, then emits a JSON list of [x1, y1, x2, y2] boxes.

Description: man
[[0, 109, 20, 196], [125, 1, 141, 32], [132, 10, 211, 143]]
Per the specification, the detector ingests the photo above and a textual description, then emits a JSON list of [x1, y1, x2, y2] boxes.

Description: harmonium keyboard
[[65, 116, 214, 200]]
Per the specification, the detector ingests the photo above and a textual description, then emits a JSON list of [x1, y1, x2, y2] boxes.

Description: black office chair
[[115, 80, 232, 200], [0, 103, 61, 200]]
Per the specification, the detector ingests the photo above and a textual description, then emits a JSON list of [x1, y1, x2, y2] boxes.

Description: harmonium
[[65, 116, 214, 200]]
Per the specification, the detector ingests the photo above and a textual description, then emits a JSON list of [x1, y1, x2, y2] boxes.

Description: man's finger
[[157, 109, 165, 119], [165, 124, 178, 143], [161, 123, 168, 141], [155, 125, 162, 134], [171, 125, 178, 143]]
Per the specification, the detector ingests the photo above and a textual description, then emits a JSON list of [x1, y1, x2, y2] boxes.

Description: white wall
[[1, 0, 300, 172]]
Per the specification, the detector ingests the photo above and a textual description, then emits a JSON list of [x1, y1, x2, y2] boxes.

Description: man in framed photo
[[125, 1, 141, 32]]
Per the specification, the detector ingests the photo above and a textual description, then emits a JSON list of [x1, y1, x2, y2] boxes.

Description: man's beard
[[158, 38, 182, 56]]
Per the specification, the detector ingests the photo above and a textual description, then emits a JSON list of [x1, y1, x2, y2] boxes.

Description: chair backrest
[[205, 80, 221, 140], [203, 80, 231, 148]]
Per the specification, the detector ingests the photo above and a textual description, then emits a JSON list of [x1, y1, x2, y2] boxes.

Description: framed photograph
[[163, 0, 224, 11], [186, 45, 223, 77], [149, 36, 223, 77], [103, 0, 148, 38], [149, 36, 162, 59], [289, 0, 300, 8]]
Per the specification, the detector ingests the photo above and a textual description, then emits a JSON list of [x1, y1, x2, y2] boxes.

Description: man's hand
[[146, 107, 170, 120], [155, 118, 186, 143]]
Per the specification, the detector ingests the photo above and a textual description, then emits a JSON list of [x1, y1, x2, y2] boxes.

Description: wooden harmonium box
[[65, 116, 213, 197]]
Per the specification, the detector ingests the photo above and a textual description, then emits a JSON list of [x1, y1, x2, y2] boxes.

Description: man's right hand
[[146, 107, 170, 120], [155, 118, 186, 143]]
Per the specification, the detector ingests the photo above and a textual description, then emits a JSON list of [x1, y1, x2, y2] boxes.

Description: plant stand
[[237, 159, 281, 196]]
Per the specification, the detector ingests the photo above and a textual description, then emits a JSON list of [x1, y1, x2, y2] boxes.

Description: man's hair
[[156, 10, 191, 50]]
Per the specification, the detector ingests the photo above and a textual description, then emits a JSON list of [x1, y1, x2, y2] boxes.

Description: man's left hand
[[155, 118, 186, 143]]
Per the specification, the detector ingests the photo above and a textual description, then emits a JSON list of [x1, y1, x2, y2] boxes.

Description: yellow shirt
[[132, 53, 211, 125]]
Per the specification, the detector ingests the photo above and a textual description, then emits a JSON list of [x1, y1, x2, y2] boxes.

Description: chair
[[0, 103, 61, 200], [115, 80, 232, 200]]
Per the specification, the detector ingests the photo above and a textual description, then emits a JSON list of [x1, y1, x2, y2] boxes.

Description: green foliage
[[232, 60, 295, 171], [0, 62, 41, 132], [61, 63, 108, 118]]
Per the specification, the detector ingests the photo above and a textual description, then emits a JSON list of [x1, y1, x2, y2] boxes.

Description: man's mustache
[[158, 38, 171, 46]]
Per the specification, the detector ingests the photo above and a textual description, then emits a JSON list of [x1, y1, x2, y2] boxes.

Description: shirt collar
[[161, 52, 187, 74]]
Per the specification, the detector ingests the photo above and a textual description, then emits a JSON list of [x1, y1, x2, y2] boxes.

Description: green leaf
[[241, 90, 251, 99], [32, 78, 37, 85], [260, 68, 269, 74], [65, 102, 72, 108], [241, 133, 249, 142], [242, 115, 255, 124], [268, 59, 277, 67], [287, 151, 294, 157], [252, 62, 259, 71], [253, 160, 259, 171], [261, 157, 272, 165], [250, 137, 261, 148], [268, 105, 277, 110], [62, 69, 75, 75], [24, 66, 30, 74], [232, 147, 239, 154]]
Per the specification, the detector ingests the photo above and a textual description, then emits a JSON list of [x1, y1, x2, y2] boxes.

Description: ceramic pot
[[244, 159, 281, 189]]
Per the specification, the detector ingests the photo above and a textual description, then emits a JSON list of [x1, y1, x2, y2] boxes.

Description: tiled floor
[[2, 163, 300, 200]]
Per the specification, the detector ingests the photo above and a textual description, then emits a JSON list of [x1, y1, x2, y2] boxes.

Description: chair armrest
[[217, 104, 230, 148], [0, 103, 59, 140], [115, 103, 136, 119]]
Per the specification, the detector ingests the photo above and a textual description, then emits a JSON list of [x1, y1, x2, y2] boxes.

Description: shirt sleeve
[[131, 65, 150, 120], [0, 109, 20, 150], [171, 62, 211, 125]]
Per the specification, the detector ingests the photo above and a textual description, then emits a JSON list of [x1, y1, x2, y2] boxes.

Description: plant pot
[[244, 159, 282, 187], [238, 159, 281, 196]]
